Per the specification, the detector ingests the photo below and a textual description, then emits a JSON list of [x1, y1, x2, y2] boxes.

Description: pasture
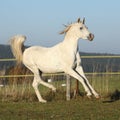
[[0, 74, 120, 120], [0, 98, 120, 120]]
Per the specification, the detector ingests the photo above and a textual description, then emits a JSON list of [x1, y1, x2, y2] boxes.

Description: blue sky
[[0, 0, 120, 54]]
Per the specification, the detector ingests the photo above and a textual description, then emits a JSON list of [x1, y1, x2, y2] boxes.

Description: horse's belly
[[38, 61, 63, 73]]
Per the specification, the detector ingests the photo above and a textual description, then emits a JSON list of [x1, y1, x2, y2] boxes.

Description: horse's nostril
[[88, 33, 94, 41]]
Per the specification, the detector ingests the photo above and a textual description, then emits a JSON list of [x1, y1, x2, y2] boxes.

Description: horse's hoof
[[86, 93, 92, 99], [52, 88, 56, 92], [87, 95, 92, 99], [39, 99, 47, 103], [95, 94, 100, 99]]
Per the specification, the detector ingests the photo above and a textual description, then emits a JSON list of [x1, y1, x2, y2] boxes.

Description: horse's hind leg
[[32, 76, 47, 103], [38, 79, 56, 92], [24, 65, 46, 102], [24, 64, 56, 102], [33, 73, 56, 102]]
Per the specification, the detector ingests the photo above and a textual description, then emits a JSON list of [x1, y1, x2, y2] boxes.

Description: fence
[[0, 55, 120, 101]]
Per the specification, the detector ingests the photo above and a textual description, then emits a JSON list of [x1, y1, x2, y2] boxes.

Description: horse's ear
[[77, 18, 80, 23], [83, 18, 85, 24]]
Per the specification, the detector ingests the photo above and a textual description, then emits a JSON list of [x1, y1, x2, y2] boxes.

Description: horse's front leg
[[65, 68, 94, 98], [75, 65, 99, 98]]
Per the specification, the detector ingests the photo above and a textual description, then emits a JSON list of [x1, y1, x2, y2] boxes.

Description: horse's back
[[23, 46, 53, 62]]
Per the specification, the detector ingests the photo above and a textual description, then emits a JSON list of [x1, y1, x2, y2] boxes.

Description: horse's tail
[[10, 35, 26, 64]]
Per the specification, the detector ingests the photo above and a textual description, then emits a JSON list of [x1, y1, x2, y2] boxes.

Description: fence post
[[66, 74, 71, 101], [73, 80, 79, 98]]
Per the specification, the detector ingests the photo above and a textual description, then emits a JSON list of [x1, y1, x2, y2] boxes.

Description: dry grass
[[0, 74, 120, 102]]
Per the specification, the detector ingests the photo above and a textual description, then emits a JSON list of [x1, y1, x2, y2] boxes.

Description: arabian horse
[[10, 18, 99, 103]]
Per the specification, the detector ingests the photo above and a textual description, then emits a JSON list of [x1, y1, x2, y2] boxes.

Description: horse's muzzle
[[88, 33, 94, 41]]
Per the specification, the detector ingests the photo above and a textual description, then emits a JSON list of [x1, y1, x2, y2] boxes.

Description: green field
[[0, 98, 120, 120], [0, 74, 120, 120]]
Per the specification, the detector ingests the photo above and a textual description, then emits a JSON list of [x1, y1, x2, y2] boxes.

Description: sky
[[0, 0, 120, 54]]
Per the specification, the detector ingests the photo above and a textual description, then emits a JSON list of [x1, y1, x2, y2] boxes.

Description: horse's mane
[[59, 24, 72, 35]]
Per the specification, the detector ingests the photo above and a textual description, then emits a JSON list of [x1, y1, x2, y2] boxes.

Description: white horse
[[10, 18, 99, 103]]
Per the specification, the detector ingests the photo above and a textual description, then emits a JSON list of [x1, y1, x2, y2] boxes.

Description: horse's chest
[[71, 54, 77, 69], [66, 52, 77, 69]]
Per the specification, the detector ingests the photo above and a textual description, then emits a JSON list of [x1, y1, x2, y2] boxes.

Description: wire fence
[[0, 56, 120, 101]]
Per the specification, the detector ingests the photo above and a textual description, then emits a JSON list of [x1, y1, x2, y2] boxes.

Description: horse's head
[[60, 18, 94, 41]]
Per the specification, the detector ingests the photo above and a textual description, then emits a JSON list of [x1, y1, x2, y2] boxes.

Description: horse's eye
[[80, 27, 83, 30]]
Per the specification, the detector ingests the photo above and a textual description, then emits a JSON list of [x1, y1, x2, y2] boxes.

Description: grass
[[0, 98, 120, 120], [0, 74, 120, 120]]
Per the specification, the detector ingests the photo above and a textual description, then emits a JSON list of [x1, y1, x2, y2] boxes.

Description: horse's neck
[[62, 34, 79, 53]]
